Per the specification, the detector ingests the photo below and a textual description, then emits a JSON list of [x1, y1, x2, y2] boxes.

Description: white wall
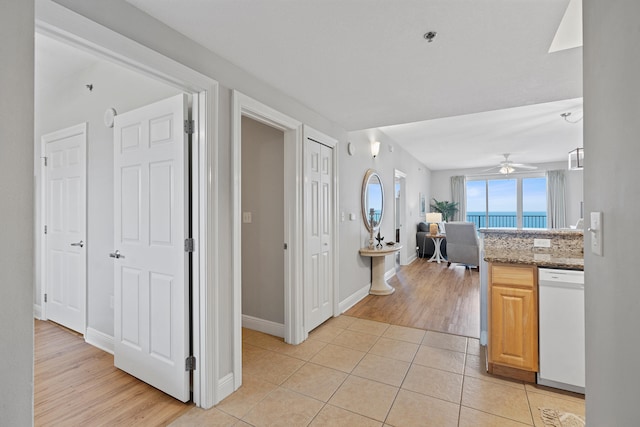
[[584, 1, 640, 424], [241, 117, 285, 324], [0, 1, 34, 425], [430, 161, 584, 226], [35, 55, 180, 336], [340, 128, 431, 303]]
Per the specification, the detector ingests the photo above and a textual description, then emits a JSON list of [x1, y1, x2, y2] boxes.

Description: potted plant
[[430, 198, 459, 222]]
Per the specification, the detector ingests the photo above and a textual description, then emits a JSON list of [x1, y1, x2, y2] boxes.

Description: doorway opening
[[394, 169, 407, 268], [34, 6, 218, 406], [240, 117, 286, 337], [231, 91, 304, 390]]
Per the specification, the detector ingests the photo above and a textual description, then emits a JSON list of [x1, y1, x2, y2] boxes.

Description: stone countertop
[[483, 247, 584, 270], [479, 228, 583, 237], [481, 228, 584, 270]]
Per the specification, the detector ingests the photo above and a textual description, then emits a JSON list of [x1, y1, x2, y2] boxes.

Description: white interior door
[[304, 138, 333, 332], [43, 123, 87, 334], [113, 94, 190, 402]]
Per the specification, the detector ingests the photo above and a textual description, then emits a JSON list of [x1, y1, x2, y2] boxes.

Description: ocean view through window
[[466, 176, 547, 229]]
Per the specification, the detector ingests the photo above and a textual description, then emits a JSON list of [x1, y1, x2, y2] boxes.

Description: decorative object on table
[[375, 232, 384, 248], [425, 212, 442, 235], [430, 198, 459, 222]]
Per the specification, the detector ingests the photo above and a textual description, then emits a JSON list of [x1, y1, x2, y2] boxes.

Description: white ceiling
[[379, 97, 583, 170], [37, 1, 583, 171]]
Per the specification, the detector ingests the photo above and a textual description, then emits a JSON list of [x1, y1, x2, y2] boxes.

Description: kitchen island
[[479, 228, 584, 382]]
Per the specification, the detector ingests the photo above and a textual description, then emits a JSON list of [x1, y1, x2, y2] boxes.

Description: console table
[[359, 245, 403, 295]]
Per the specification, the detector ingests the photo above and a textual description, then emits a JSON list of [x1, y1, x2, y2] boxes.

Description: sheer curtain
[[546, 170, 566, 228], [451, 176, 466, 222]]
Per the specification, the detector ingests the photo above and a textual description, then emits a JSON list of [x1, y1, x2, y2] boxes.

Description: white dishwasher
[[537, 268, 585, 394]]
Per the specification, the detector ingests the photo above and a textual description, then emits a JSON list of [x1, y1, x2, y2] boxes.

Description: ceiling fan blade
[[482, 165, 501, 172], [511, 164, 538, 170]]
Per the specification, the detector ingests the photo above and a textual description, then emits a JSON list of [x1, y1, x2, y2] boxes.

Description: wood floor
[[346, 258, 480, 338], [34, 320, 191, 426]]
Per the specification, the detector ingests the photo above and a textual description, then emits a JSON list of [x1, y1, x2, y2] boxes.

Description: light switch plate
[[590, 211, 603, 256]]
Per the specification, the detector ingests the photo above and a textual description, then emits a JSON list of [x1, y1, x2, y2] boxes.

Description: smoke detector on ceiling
[[423, 31, 437, 43]]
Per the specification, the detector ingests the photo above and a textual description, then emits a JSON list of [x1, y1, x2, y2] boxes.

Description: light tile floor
[[171, 315, 585, 427]]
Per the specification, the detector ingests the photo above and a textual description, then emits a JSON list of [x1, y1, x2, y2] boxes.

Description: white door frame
[[40, 122, 87, 331], [231, 91, 304, 390], [394, 169, 407, 265], [35, 1, 219, 408]]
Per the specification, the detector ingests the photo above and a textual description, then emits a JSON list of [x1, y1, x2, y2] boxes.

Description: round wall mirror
[[361, 169, 384, 232]]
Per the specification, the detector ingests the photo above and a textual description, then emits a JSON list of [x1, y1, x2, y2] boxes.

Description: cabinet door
[[490, 285, 538, 371]]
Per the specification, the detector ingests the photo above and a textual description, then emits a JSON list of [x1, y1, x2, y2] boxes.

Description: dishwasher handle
[[539, 268, 584, 284]]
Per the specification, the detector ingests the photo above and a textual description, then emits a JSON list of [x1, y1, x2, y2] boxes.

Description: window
[[466, 175, 547, 229]]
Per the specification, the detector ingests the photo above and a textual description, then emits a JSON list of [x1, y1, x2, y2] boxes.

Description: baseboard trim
[[217, 373, 235, 404], [85, 327, 114, 354], [407, 253, 417, 264], [33, 304, 42, 320], [338, 284, 370, 314], [384, 267, 396, 281], [242, 315, 284, 338]]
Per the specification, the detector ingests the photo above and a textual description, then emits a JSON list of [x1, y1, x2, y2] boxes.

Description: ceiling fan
[[483, 153, 538, 175]]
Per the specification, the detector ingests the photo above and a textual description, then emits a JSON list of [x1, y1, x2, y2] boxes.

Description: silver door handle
[[109, 250, 125, 259], [70, 240, 84, 248]]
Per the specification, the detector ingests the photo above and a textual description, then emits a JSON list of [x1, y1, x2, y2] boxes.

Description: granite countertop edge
[[484, 253, 584, 270], [479, 228, 583, 236]]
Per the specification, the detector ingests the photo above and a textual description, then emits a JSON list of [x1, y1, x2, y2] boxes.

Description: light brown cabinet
[[488, 263, 538, 382]]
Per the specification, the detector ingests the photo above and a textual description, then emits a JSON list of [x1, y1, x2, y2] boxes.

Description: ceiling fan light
[[500, 165, 515, 174]]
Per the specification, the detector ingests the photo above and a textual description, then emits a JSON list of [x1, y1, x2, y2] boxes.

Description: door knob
[[70, 240, 84, 248], [109, 250, 125, 259]]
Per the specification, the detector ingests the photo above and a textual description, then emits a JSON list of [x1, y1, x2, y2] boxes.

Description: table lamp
[[425, 212, 442, 235]]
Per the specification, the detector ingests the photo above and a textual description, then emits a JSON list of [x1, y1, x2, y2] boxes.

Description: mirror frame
[[361, 168, 384, 233]]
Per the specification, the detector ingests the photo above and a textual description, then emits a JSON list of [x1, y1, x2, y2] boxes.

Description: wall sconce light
[[568, 147, 584, 170], [371, 141, 381, 158]]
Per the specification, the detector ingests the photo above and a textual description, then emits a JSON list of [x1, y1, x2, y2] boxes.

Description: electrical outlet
[[534, 238, 551, 248], [242, 212, 252, 223], [349, 213, 356, 221]]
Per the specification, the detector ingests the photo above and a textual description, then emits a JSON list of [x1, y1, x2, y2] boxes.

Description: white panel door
[[44, 123, 87, 334], [304, 138, 333, 332], [113, 94, 190, 402]]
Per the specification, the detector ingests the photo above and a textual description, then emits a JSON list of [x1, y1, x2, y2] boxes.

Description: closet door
[[304, 138, 333, 332]]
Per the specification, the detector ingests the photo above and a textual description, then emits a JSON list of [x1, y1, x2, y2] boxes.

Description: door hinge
[[184, 120, 195, 135], [44, 293, 47, 303], [184, 238, 195, 253], [185, 355, 196, 371], [42, 156, 48, 167], [44, 225, 47, 235], [284, 243, 288, 250]]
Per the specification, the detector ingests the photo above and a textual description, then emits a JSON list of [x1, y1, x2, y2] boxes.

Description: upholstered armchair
[[443, 222, 480, 268]]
